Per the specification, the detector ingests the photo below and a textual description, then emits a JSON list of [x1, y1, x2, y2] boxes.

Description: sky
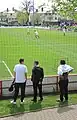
[[0, 0, 47, 12]]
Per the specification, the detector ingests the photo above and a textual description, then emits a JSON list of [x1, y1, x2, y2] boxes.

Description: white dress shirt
[[58, 64, 74, 76]]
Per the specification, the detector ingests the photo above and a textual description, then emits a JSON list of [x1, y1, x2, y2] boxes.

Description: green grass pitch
[[0, 28, 77, 79]]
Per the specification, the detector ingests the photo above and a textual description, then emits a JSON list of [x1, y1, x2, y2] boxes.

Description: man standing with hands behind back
[[31, 61, 44, 102], [11, 58, 28, 105], [58, 60, 74, 102]]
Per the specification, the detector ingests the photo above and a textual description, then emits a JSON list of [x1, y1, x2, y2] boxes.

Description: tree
[[33, 13, 41, 25], [22, 0, 34, 15], [21, 0, 34, 23], [17, 11, 29, 25], [54, 0, 77, 20]]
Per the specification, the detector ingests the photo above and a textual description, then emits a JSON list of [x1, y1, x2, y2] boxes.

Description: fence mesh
[[0, 27, 77, 80]]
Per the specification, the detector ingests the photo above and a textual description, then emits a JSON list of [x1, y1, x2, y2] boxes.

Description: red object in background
[[0, 81, 2, 96]]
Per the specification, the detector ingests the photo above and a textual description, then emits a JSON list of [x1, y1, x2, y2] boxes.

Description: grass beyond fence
[[0, 28, 77, 79]]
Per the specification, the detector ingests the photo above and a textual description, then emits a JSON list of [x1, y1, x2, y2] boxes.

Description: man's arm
[[25, 66, 28, 81], [31, 68, 35, 81], [12, 72, 16, 83], [40, 68, 44, 81], [13, 65, 16, 84], [13, 71, 16, 78], [42, 68, 44, 79], [25, 73, 27, 81], [68, 66, 74, 73], [57, 66, 63, 76], [31, 69, 33, 81]]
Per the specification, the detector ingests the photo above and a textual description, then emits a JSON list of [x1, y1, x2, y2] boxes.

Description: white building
[[30, 1, 60, 25], [0, 8, 18, 26]]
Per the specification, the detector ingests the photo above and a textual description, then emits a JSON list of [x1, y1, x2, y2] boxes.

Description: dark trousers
[[59, 80, 68, 101], [14, 82, 26, 102], [33, 82, 43, 100]]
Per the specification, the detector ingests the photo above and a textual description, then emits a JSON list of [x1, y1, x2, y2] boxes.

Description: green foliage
[[54, 0, 77, 20], [17, 11, 29, 25], [74, 27, 77, 32], [31, 13, 41, 25]]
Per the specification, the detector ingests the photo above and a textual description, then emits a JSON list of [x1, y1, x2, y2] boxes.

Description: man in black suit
[[31, 61, 44, 102]]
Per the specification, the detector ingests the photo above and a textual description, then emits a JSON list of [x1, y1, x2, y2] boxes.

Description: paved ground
[[1, 104, 77, 120]]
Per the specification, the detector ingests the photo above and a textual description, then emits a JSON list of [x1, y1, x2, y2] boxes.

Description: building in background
[[30, 7, 60, 26], [30, 12, 59, 26], [0, 8, 19, 26], [29, 0, 60, 26]]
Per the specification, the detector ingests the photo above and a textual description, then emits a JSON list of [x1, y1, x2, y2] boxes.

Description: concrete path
[[1, 104, 77, 120]]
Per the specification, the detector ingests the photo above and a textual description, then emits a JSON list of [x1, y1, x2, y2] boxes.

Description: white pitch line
[[2, 61, 14, 78]]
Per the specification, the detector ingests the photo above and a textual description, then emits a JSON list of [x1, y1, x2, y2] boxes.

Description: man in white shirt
[[35, 30, 39, 38], [63, 27, 66, 36], [58, 60, 73, 102], [63, 24, 67, 36], [11, 59, 28, 104]]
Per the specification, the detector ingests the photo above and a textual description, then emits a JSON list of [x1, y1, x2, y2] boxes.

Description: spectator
[[57, 60, 74, 102], [31, 61, 44, 102], [11, 58, 28, 104]]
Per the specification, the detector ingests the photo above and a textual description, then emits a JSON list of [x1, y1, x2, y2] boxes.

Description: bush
[[74, 28, 77, 32]]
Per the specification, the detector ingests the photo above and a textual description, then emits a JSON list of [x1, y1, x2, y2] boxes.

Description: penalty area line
[[2, 61, 14, 78]]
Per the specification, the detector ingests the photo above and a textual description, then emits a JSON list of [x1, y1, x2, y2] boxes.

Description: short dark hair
[[19, 59, 24, 63], [60, 60, 66, 65], [34, 61, 39, 65]]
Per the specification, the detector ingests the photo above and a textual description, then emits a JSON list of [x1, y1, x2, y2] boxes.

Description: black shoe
[[56, 99, 63, 102], [31, 99, 37, 102], [39, 98, 43, 102]]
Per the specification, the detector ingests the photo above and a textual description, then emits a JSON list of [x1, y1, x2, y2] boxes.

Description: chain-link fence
[[0, 27, 77, 80]]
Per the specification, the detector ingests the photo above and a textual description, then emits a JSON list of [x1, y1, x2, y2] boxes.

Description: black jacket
[[31, 66, 44, 83]]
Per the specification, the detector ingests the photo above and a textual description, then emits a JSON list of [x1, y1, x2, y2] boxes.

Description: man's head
[[34, 61, 39, 67], [19, 59, 24, 64], [60, 60, 66, 65]]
